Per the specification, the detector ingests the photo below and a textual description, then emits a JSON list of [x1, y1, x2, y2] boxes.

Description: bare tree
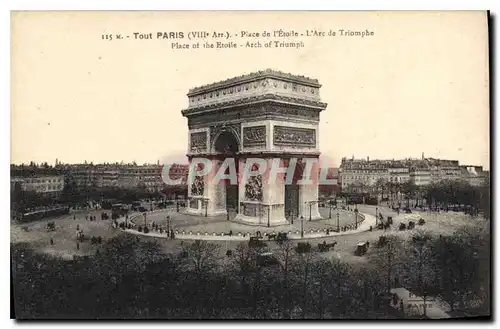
[[232, 242, 256, 294], [274, 240, 295, 318], [182, 240, 221, 280], [294, 251, 317, 319], [368, 234, 404, 307], [404, 232, 439, 317]]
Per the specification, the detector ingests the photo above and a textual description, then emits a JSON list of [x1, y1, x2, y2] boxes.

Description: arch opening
[[213, 130, 239, 213], [214, 130, 239, 154]]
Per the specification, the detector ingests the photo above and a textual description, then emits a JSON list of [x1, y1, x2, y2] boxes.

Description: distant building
[[339, 155, 487, 191], [117, 165, 163, 192], [390, 287, 450, 319], [11, 175, 65, 197]]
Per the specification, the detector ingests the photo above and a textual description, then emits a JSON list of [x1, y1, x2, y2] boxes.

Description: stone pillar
[[185, 158, 202, 215], [299, 157, 322, 220], [264, 157, 287, 226], [204, 158, 227, 216]]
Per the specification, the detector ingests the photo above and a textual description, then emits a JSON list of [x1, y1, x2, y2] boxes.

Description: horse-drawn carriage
[[249, 236, 267, 249], [267, 232, 288, 243], [318, 241, 337, 252], [295, 242, 312, 253], [355, 241, 370, 256]]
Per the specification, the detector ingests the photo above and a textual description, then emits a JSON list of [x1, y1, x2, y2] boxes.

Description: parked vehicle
[[355, 241, 370, 256]]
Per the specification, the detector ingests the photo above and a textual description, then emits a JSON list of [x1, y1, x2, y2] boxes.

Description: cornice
[[187, 69, 321, 96], [182, 94, 327, 117]]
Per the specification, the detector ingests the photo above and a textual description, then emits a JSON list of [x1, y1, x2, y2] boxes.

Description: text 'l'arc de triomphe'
[[181, 69, 327, 226]]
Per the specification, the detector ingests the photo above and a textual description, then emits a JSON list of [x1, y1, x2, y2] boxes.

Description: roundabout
[[120, 206, 376, 241]]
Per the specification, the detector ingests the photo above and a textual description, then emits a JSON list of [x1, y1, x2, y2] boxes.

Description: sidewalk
[[120, 212, 378, 241]]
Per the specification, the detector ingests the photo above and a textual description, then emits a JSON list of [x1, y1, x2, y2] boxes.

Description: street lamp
[[267, 204, 271, 228], [204, 198, 208, 217], [375, 207, 378, 226], [329, 200, 333, 219], [291, 210, 294, 225], [336, 212, 340, 232], [300, 215, 304, 238], [143, 212, 147, 228], [305, 200, 318, 221]]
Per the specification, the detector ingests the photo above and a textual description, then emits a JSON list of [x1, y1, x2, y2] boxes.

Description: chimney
[[422, 152, 424, 160], [367, 156, 370, 162]]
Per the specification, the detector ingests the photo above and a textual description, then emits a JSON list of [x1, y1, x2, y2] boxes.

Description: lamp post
[[267, 204, 271, 228], [354, 203, 359, 229], [300, 216, 304, 238], [329, 200, 333, 219], [336, 212, 340, 232], [375, 207, 378, 226], [291, 210, 294, 225], [143, 212, 147, 228], [204, 198, 208, 217]]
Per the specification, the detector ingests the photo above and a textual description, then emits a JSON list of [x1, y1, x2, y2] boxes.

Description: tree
[[375, 178, 387, 200], [401, 180, 418, 208], [403, 231, 440, 317], [274, 240, 295, 318], [368, 234, 405, 306], [181, 240, 220, 281], [11, 182, 25, 213], [433, 224, 489, 314], [293, 251, 317, 318]]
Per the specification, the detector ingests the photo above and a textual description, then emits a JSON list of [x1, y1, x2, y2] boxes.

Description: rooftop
[[187, 69, 322, 96]]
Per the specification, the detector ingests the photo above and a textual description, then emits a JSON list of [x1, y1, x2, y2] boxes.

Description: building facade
[[11, 175, 65, 196], [339, 155, 487, 191]]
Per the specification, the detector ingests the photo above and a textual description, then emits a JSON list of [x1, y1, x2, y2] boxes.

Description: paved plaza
[[11, 203, 485, 266], [128, 207, 362, 236]]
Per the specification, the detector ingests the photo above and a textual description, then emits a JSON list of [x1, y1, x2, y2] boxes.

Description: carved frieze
[[273, 126, 316, 148], [188, 103, 320, 129], [190, 131, 207, 153], [245, 175, 263, 201], [243, 125, 266, 148]]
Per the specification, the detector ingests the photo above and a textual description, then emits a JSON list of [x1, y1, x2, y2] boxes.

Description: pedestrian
[[76, 242, 80, 250], [73, 215, 76, 220], [50, 238, 54, 245]]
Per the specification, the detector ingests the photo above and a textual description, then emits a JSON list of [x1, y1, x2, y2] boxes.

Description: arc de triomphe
[[181, 69, 327, 226]]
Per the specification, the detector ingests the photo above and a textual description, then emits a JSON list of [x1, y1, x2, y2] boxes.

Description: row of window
[[23, 178, 63, 184]]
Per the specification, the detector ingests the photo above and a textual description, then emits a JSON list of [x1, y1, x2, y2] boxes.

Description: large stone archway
[[182, 69, 326, 225]]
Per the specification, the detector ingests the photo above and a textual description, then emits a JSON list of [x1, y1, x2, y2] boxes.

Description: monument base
[[185, 207, 227, 217], [234, 214, 290, 227]]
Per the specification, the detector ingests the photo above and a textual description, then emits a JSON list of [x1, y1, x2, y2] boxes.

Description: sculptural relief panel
[[242, 125, 266, 148], [190, 175, 205, 196], [244, 175, 263, 201], [273, 126, 316, 148], [190, 131, 207, 153]]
